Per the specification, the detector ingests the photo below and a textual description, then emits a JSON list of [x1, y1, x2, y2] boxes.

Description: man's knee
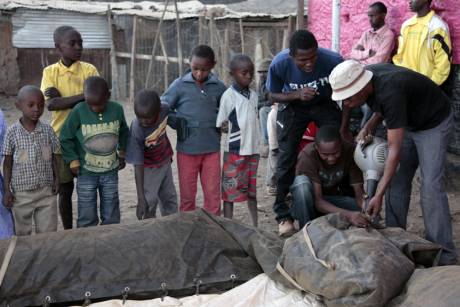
[[291, 175, 313, 193]]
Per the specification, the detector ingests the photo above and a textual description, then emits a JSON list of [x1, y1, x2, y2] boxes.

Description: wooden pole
[[107, 7, 119, 99], [145, 0, 169, 88], [159, 33, 169, 91], [209, 15, 215, 51], [198, 15, 205, 44], [129, 15, 138, 103], [222, 26, 230, 84], [173, 0, 183, 75], [297, 0, 304, 30], [239, 18, 245, 53]]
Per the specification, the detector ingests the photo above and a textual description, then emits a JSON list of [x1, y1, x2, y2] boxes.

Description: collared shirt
[[2, 120, 60, 192], [216, 86, 260, 156], [40, 60, 99, 136], [161, 71, 227, 154], [349, 24, 395, 65]]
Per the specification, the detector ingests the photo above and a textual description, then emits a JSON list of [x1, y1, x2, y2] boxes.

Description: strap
[[302, 224, 336, 270], [276, 262, 305, 291], [0, 235, 18, 289], [432, 34, 452, 59]]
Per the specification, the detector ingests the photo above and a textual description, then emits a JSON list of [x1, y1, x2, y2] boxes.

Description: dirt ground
[[1, 95, 460, 259]]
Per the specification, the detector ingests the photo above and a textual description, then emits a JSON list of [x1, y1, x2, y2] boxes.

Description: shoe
[[278, 219, 295, 237], [260, 144, 269, 158], [266, 185, 277, 196]]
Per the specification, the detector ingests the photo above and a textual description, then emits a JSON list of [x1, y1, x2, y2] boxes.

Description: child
[[2, 86, 60, 236], [126, 89, 178, 219], [162, 45, 226, 215], [41, 25, 99, 230], [0, 109, 14, 239], [60, 76, 128, 228], [216, 54, 260, 227], [266, 103, 278, 196]]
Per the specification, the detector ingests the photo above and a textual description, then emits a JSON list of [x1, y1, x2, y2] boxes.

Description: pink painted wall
[[308, 0, 460, 64]]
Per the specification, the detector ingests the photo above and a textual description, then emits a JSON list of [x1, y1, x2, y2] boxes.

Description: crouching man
[[290, 125, 369, 229]]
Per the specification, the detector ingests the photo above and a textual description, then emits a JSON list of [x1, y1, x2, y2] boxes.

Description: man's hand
[[70, 166, 79, 177], [44, 87, 61, 99], [52, 179, 60, 195], [136, 198, 147, 220], [3, 190, 14, 208], [271, 148, 279, 156], [298, 87, 318, 101], [366, 194, 384, 218], [345, 211, 370, 228], [369, 49, 377, 57], [220, 121, 229, 134], [118, 157, 126, 170], [355, 44, 365, 51]]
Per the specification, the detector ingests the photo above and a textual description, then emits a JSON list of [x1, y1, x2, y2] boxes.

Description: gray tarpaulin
[[0, 209, 283, 307]]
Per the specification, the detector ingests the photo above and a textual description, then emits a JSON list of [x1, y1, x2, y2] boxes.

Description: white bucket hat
[[329, 60, 373, 101]]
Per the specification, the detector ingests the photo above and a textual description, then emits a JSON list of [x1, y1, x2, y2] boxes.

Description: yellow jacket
[[393, 10, 452, 85]]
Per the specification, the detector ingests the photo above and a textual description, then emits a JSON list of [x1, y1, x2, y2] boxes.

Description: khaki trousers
[[12, 186, 57, 236]]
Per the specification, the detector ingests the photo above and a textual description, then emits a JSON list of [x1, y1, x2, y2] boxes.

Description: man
[[257, 58, 272, 158], [329, 60, 457, 265], [266, 30, 344, 235], [393, 0, 452, 85], [290, 125, 368, 229], [350, 1, 395, 65]]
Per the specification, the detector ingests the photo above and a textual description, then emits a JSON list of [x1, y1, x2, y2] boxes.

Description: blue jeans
[[289, 175, 359, 229], [259, 106, 270, 145], [76, 173, 120, 228]]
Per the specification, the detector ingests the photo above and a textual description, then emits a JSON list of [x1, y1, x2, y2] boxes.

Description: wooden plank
[[173, 0, 183, 75], [209, 15, 215, 51], [116, 51, 187, 63], [239, 18, 245, 54], [297, 0, 304, 30], [198, 15, 205, 44], [159, 33, 169, 91], [222, 26, 230, 84], [242, 21, 288, 28], [129, 15, 138, 103], [145, 0, 169, 89], [107, 7, 119, 99]]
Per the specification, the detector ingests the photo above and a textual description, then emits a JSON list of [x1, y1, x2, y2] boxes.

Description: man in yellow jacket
[[393, 0, 451, 85]]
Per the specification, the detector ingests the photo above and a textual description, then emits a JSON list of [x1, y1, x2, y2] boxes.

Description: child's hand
[[70, 166, 80, 177], [52, 179, 60, 195], [44, 87, 61, 99], [220, 121, 229, 134], [118, 157, 126, 170], [271, 148, 279, 156], [3, 190, 14, 208]]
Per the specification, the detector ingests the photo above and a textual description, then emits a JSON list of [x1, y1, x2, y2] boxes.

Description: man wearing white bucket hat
[[329, 59, 456, 265]]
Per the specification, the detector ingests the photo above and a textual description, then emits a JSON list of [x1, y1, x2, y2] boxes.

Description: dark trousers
[[273, 102, 341, 222]]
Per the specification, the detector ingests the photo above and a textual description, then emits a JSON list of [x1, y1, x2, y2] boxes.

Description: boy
[[126, 89, 178, 219], [216, 54, 260, 227], [41, 25, 99, 229], [60, 77, 128, 228], [162, 45, 226, 215], [2, 86, 60, 236]]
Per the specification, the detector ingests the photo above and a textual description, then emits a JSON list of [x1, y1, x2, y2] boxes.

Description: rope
[[302, 225, 336, 270], [0, 235, 18, 289]]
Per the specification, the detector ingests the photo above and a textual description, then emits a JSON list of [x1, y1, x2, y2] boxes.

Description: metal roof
[[12, 9, 110, 48]]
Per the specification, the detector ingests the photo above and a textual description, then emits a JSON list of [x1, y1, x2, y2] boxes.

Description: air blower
[[354, 137, 388, 223]]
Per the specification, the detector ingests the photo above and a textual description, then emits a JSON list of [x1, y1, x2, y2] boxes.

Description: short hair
[[289, 30, 318, 56], [369, 1, 387, 14], [84, 76, 109, 95], [53, 25, 77, 44], [190, 45, 216, 63], [315, 125, 341, 145], [17, 85, 43, 102], [229, 54, 253, 71], [134, 89, 161, 117]]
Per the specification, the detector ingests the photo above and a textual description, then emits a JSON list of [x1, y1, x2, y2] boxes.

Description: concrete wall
[[307, 0, 460, 64]]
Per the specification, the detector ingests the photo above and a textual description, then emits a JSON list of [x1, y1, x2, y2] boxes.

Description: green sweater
[[60, 101, 129, 176]]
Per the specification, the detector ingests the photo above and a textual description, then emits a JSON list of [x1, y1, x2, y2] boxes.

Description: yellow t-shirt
[[40, 61, 99, 136], [400, 13, 432, 73]]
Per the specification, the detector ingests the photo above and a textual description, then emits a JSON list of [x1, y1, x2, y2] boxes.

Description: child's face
[[135, 109, 159, 128], [85, 89, 110, 113], [57, 30, 83, 62], [190, 56, 215, 83], [231, 61, 254, 88], [16, 92, 45, 123]]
